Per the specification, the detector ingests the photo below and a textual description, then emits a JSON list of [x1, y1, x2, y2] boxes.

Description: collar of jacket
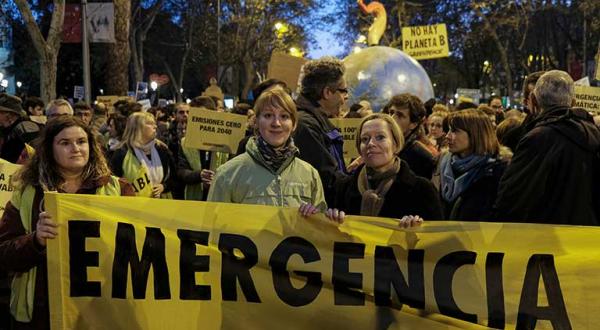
[[245, 136, 296, 175], [355, 159, 417, 187], [295, 94, 336, 131]]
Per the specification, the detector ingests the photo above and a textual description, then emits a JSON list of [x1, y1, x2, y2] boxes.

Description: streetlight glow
[[150, 81, 158, 91], [179, 88, 184, 94], [16, 81, 22, 88], [353, 46, 362, 54], [1, 80, 8, 88], [356, 35, 367, 44], [0, 73, 4, 81], [289, 47, 303, 58]]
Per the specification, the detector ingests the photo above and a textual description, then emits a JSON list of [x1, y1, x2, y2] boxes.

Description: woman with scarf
[[110, 112, 176, 198], [333, 113, 442, 223], [0, 116, 134, 328], [208, 89, 343, 222], [439, 109, 510, 220]]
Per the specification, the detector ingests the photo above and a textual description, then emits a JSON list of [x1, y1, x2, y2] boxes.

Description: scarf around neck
[[357, 157, 401, 216], [440, 153, 491, 202], [133, 139, 164, 185], [255, 135, 298, 173]]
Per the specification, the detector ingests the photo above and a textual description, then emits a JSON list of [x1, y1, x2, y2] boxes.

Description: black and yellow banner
[[46, 193, 597, 329]]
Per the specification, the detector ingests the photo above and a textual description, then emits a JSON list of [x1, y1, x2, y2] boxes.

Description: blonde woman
[[110, 112, 176, 198]]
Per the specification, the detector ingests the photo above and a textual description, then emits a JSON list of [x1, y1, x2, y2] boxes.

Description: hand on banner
[[152, 184, 165, 198], [398, 215, 423, 228], [200, 169, 215, 184], [299, 202, 345, 224], [36, 211, 58, 247]]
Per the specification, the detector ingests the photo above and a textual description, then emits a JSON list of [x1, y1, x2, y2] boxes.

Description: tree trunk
[[106, 0, 131, 95], [14, 0, 65, 102], [241, 53, 254, 99]]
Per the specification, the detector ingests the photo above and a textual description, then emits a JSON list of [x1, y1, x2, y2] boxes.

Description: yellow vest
[[121, 149, 172, 199], [181, 138, 203, 201], [10, 176, 121, 322]]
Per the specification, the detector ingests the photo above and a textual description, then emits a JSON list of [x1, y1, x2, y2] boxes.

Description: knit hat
[[0, 93, 26, 117]]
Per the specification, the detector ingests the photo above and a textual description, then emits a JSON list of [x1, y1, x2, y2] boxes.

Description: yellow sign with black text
[[0, 162, 20, 212], [574, 85, 600, 113], [402, 24, 450, 60], [183, 108, 247, 154], [330, 118, 362, 160], [46, 194, 598, 329]]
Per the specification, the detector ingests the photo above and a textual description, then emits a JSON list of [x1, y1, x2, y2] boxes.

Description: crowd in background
[[0, 56, 600, 329]]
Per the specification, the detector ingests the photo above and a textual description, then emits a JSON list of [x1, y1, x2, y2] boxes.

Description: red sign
[[149, 74, 170, 86], [62, 4, 82, 43]]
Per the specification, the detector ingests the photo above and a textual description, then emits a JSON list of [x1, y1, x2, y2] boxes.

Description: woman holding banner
[[208, 89, 344, 222], [0, 116, 134, 328], [110, 112, 177, 198], [438, 109, 509, 220], [333, 113, 442, 223]]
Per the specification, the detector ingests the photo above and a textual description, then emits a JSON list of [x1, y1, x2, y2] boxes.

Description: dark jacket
[[399, 139, 437, 179], [110, 142, 178, 195], [0, 177, 134, 329], [441, 154, 508, 221], [294, 95, 347, 205], [334, 160, 443, 220], [0, 119, 39, 164], [495, 106, 600, 225]]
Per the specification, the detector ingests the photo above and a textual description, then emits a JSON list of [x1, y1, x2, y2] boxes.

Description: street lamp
[[179, 88, 184, 94], [289, 47, 303, 58], [16, 81, 22, 88], [99, 88, 104, 95], [1, 80, 8, 88], [150, 81, 158, 91]]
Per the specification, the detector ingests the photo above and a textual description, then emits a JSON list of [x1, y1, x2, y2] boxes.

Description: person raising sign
[[110, 112, 177, 198], [0, 116, 134, 328]]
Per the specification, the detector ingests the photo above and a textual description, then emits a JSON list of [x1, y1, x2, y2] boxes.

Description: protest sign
[[574, 85, 600, 113], [73, 85, 85, 100], [183, 107, 246, 153], [46, 193, 599, 329], [402, 24, 449, 60], [456, 88, 481, 105], [96, 95, 135, 110], [330, 118, 362, 160], [0, 162, 20, 212], [267, 52, 307, 94]]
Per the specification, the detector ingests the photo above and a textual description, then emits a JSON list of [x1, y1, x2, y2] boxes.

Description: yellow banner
[[402, 24, 450, 60], [574, 85, 600, 113], [96, 96, 135, 109], [183, 108, 246, 154], [0, 162, 21, 212], [46, 193, 598, 329], [330, 118, 362, 160]]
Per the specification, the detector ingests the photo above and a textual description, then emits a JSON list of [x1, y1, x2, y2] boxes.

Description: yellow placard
[[267, 52, 308, 93], [330, 118, 362, 160], [45, 193, 598, 329], [131, 165, 153, 197], [96, 95, 135, 110], [0, 162, 20, 212], [183, 108, 246, 153], [574, 85, 600, 113], [402, 24, 450, 60]]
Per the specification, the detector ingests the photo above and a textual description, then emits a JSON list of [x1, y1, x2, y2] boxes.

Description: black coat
[[399, 140, 437, 179], [333, 160, 443, 220], [294, 95, 347, 205], [495, 106, 600, 225], [441, 157, 508, 221]]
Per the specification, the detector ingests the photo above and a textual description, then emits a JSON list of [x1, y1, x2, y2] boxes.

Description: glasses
[[336, 87, 349, 94]]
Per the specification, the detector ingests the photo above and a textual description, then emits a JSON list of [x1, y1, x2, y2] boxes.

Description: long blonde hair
[[120, 112, 156, 149]]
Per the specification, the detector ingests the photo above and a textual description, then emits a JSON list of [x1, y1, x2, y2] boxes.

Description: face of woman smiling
[[53, 126, 89, 175], [359, 119, 397, 172], [256, 106, 295, 148]]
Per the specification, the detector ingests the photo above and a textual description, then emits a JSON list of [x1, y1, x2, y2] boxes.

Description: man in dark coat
[[294, 57, 349, 205], [0, 93, 39, 164], [495, 70, 600, 225]]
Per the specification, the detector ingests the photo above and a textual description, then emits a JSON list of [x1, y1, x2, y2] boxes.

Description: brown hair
[[253, 88, 298, 126], [13, 116, 111, 190], [382, 93, 426, 124], [356, 113, 404, 155], [444, 109, 499, 156]]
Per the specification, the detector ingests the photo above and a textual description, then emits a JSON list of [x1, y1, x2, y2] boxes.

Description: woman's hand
[[299, 203, 345, 224], [152, 183, 165, 198], [346, 156, 364, 172], [398, 215, 424, 228], [200, 169, 215, 185], [35, 211, 58, 247]]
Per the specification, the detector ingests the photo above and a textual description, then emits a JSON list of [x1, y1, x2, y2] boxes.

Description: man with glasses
[[294, 57, 349, 205], [45, 99, 74, 119]]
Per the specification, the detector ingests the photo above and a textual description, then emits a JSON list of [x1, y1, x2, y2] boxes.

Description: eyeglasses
[[336, 87, 349, 94]]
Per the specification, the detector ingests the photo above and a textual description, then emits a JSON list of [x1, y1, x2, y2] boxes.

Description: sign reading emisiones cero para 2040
[[46, 193, 592, 329]]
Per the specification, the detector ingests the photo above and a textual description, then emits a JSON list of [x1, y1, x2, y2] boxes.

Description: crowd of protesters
[[0, 56, 599, 328]]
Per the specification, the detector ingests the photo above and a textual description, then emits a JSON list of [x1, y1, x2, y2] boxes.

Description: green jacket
[[208, 138, 327, 210]]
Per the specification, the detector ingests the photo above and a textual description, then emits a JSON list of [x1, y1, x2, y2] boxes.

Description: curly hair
[[300, 57, 345, 103], [13, 116, 111, 191], [382, 93, 426, 124]]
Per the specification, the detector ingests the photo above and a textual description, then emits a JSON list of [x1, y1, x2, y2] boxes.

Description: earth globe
[[343, 46, 435, 112]]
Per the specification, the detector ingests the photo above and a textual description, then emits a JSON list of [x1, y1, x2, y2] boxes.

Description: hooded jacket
[[207, 137, 327, 210], [495, 106, 600, 225]]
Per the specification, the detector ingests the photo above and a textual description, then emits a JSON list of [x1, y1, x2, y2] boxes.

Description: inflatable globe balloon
[[343, 46, 434, 112]]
